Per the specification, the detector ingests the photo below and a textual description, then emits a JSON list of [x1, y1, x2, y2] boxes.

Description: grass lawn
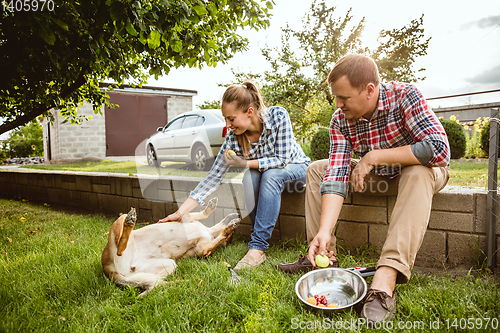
[[20, 160, 245, 179], [448, 159, 493, 189], [1, 199, 499, 332], [20, 158, 498, 188]]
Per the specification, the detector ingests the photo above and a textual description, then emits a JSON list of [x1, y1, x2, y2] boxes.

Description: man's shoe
[[359, 289, 396, 323], [277, 254, 338, 274]]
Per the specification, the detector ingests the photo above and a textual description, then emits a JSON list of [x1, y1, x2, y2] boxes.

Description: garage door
[[105, 92, 169, 156]]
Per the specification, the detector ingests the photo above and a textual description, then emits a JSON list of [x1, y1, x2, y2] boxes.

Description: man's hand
[[223, 149, 247, 167], [351, 153, 375, 192], [158, 211, 182, 223], [308, 232, 335, 268]]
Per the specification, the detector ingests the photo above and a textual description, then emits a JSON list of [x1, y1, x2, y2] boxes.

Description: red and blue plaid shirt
[[321, 81, 450, 197]]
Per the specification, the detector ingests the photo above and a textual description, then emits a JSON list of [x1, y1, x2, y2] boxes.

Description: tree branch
[[291, 103, 312, 114], [0, 64, 90, 135]]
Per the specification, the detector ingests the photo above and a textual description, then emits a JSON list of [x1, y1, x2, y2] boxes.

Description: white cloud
[[466, 64, 500, 86], [462, 15, 500, 29]]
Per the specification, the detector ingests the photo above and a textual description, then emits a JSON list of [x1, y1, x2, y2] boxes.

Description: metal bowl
[[295, 268, 367, 312]]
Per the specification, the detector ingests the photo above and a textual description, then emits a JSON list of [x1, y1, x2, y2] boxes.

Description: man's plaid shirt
[[190, 106, 310, 205], [321, 81, 450, 198]]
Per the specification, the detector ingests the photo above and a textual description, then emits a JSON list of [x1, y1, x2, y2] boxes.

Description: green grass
[[20, 160, 244, 179], [20, 159, 498, 188], [448, 159, 495, 189], [1, 199, 499, 332]]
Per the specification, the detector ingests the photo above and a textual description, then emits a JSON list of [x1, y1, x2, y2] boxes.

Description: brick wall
[[1, 169, 498, 269]]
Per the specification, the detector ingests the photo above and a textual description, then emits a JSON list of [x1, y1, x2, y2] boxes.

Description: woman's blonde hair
[[222, 81, 266, 158]]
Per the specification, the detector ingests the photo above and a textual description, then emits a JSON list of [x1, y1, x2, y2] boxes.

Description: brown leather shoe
[[360, 289, 396, 323], [277, 254, 338, 274]]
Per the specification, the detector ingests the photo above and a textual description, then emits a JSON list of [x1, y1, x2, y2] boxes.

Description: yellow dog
[[101, 198, 240, 296]]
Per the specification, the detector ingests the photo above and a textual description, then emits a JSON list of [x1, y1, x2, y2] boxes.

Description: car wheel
[[147, 144, 160, 168], [192, 145, 211, 171]]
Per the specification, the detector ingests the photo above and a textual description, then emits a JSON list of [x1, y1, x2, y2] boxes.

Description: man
[[278, 54, 450, 323]]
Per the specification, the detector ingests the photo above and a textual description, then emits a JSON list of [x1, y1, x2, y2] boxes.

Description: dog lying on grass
[[101, 198, 240, 297]]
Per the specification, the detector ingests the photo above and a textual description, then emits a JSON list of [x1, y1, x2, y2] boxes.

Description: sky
[[150, 0, 500, 110]]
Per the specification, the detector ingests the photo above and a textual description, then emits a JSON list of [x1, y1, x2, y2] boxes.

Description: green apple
[[226, 149, 236, 160], [315, 254, 329, 268]]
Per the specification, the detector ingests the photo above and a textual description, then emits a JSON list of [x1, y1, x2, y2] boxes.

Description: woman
[[159, 81, 310, 270]]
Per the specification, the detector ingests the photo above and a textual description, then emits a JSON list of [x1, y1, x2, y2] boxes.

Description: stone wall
[[167, 95, 196, 120], [43, 103, 107, 163], [1, 169, 498, 269]]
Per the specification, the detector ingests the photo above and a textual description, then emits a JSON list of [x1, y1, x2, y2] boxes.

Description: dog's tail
[[113, 272, 165, 297]]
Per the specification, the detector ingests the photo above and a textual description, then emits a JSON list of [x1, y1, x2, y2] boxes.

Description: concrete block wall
[[168, 95, 195, 120], [1, 169, 498, 269], [43, 103, 107, 163]]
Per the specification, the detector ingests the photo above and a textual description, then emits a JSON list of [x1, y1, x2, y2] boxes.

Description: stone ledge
[[0, 168, 497, 269]]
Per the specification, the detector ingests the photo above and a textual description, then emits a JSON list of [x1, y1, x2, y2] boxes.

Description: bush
[[439, 119, 466, 159], [479, 121, 500, 157], [310, 127, 330, 160], [1, 120, 43, 158]]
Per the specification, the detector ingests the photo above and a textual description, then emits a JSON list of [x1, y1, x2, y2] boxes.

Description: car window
[[165, 117, 184, 131], [195, 116, 205, 127], [181, 116, 199, 129]]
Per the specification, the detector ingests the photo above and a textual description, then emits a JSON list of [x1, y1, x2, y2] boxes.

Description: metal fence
[[487, 108, 499, 269]]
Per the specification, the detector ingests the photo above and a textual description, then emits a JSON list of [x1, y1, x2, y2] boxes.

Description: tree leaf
[[125, 20, 138, 36], [139, 31, 147, 45], [37, 20, 56, 45], [171, 40, 182, 53], [192, 5, 207, 16], [147, 30, 161, 49], [51, 18, 69, 31]]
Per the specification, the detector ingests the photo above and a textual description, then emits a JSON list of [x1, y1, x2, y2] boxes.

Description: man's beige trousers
[[305, 159, 449, 284]]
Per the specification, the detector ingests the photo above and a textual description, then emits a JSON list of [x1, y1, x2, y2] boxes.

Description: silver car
[[146, 109, 227, 171]]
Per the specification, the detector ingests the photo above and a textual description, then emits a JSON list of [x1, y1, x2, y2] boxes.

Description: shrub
[[439, 118, 466, 159], [479, 121, 500, 157], [310, 127, 330, 160], [1, 120, 43, 158], [299, 141, 311, 159]]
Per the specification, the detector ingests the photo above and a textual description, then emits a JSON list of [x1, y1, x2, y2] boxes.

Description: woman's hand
[[223, 149, 248, 167], [157, 211, 182, 223]]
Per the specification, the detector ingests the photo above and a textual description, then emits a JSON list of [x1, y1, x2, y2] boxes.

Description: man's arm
[[351, 145, 420, 192], [307, 193, 344, 266]]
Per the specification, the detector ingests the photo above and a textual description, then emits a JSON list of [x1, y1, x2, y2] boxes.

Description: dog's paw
[[206, 197, 218, 211], [227, 218, 241, 231], [125, 207, 137, 226], [221, 213, 239, 226]]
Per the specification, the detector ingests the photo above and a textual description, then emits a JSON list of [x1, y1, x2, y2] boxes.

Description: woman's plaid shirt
[[322, 81, 450, 198], [190, 106, 310, 205]]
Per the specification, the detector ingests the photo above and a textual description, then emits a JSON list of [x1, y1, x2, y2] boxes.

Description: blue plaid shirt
[[190, 106, 310, 205]]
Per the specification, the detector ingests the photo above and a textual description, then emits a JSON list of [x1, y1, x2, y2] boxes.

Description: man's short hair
[[327, 54, 380, 91]]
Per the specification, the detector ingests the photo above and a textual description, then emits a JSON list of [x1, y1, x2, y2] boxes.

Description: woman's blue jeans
[[242, 163, 308, 251]]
